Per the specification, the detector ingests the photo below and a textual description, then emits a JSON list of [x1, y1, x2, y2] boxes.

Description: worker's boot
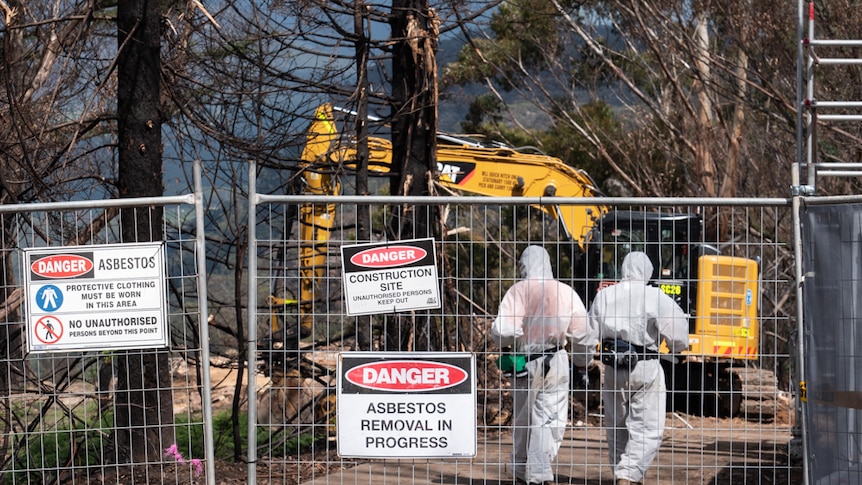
[[515, 479, 555, 485]]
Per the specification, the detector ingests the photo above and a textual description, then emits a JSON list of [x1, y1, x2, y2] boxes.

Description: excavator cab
[[585, 210, 710, 321]]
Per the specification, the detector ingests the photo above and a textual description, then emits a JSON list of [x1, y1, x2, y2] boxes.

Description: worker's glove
[[572, 366, 589, 390]]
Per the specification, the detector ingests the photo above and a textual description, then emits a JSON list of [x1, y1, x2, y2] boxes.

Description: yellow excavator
[[260, 103, 762, 421]]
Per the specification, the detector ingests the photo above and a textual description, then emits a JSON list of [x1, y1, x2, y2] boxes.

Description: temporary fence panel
[[801, 201, 862, 485], [0, 164, 214, 484], [248, 187, 802, 484]]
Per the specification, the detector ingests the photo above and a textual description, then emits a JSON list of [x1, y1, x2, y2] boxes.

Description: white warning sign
[[336, 352, 477, 459], [340, 238, 441, 315], [24, 242, 168, 353]]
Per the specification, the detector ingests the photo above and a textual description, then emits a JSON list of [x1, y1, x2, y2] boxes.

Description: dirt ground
[[157, 361, 799, 485]]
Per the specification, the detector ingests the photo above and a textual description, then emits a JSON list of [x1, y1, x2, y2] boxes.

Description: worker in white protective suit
[[589, 251, 689, 485], [491, 246, 597, 485]]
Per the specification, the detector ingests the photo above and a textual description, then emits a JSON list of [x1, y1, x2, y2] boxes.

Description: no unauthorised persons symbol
[[34, 316, 63, 345]]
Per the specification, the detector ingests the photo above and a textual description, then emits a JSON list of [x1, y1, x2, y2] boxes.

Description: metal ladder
[[797, 0, 862, 195]]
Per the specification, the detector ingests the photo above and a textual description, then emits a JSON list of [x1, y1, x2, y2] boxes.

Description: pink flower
[[164, 444, 184, 462], [190, 458, 203, 477], [165, 443, 203, 477]]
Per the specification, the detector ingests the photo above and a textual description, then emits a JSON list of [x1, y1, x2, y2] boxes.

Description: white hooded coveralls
[[589, 251, 688, 483], [491, 246, 596, 484]]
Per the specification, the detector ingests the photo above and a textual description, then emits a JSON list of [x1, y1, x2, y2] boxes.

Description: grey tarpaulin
[[802, 203, 862, 484]]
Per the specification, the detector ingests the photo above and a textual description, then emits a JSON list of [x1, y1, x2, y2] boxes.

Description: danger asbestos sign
[[336, 352, 476, 459], [340, 238, 441, 315], [23, 242, 169, 353]]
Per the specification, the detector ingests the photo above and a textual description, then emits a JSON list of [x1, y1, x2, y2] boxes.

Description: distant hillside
[[436, 34, 472, 132], [435, 34, 554, 134], [362, 33, 554, 134]]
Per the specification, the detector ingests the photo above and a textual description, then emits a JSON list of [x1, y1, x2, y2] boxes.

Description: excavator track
[[663, 359, 782, 420], [732, 365, 782, 422]]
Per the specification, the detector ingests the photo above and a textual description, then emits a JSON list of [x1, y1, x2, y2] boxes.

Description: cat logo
[[438, 163, 462, 183], [437, 162, 476, 185]]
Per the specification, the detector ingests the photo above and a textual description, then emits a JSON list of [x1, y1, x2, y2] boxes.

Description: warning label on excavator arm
[[340, 238, 441, 315]]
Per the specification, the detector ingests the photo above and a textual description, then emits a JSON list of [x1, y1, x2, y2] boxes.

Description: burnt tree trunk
[[387, 0, 441, 351], [115, 0, 174, 464], [354, 1, 373, 351]]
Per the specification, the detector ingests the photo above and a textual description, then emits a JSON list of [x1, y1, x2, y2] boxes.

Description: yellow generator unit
[[689, 255, 759, 360], [663, 254, 761, 418]]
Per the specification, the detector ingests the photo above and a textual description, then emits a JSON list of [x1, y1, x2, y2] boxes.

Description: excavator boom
[[303, 104, 606, 244]]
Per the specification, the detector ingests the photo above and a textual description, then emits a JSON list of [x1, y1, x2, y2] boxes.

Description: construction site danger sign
[[336, 352, 476, 459], [24, 242, 169, 353], [340, 238, 440, 315]]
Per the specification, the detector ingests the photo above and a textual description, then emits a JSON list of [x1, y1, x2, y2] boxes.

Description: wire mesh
[[250, 197, 802, 485]]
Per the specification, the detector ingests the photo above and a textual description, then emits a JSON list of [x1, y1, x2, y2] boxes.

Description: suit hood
[[519, 246, 555, 279], [621, 251, 653, 282]]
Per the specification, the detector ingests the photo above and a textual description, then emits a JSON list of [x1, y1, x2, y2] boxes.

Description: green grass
[[0, 404, 325, 484], [175, 409, 324, 459]]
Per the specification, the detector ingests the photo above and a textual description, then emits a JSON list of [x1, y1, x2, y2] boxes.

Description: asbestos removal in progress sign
[[340, 238, 441, 315], [336, 352, 476, 459], [24, 242, 169, 353]]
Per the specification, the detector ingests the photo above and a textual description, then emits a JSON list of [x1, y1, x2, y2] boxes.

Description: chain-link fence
[[248, 189, 802, 484]]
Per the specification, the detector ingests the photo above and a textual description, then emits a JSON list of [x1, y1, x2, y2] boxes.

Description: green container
[[496, 353, 526, 373]]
